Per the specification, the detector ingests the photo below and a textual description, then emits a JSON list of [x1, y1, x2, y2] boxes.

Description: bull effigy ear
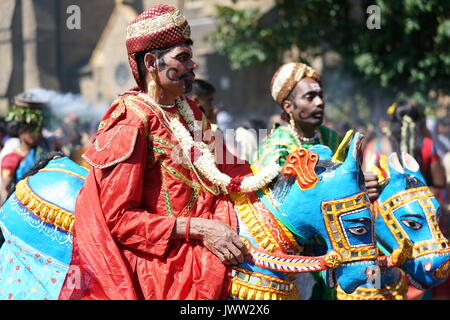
[[341, 131, 364, 172], [401, 152, 420, 173], [388, 153, 404, 174], [281, 148, 319, 190], [401, 152, 427, 186], [332, 130, 355, 163]]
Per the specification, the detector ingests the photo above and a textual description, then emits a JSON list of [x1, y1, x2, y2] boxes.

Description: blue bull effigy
[[336, 152, 450, 299], [0, 156, 87, 300], [229, 131, 378, 299], [0, 131, 379, 300]]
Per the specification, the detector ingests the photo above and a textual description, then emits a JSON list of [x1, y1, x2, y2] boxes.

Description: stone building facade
[[0, 0, 279, 124]]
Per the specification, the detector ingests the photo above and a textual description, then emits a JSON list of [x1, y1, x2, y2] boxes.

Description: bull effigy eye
[[401, 219, 422, 230], [348, 226, 368, 236]]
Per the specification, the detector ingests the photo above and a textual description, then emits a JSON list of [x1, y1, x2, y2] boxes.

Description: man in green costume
[[254, 62, 379, 300], [254, 62, 341, 168]]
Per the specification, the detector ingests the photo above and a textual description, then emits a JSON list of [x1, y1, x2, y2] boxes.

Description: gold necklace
[[286, 125, 322, 146], [158, 99, 178, 109]]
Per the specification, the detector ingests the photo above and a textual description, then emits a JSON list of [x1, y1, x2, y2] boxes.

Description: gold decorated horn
[[332, 130, 355, 163]]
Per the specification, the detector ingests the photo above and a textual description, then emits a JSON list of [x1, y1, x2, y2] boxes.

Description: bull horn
[[332, 130, 354, 163]]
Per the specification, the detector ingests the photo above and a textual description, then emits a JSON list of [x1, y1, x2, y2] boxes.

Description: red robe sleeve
[[92, 125, 177, 257], [79, 103, 179, 257]]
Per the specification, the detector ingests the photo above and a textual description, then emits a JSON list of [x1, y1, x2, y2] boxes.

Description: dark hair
[[6, 120, 37, 138], [135, 39, 194, 86], [191, 79, 216, 97], [388, 101, 429, 181], [391, 100, 424, 124]]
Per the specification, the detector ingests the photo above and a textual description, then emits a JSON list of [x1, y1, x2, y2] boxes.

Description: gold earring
[[148, 79, 157, 99], [289, 112, 296, 129], [147, 71, 161, 99]]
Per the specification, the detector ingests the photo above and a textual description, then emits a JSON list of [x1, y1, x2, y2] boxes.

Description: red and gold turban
[[126, 4, 192, 90], [270, 62, 321, 105]]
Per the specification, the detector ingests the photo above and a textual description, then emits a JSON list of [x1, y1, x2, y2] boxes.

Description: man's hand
[[195, 219, 248, 265], [364, 172, 380, 202]]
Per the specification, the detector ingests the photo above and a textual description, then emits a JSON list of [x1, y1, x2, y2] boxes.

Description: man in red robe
[[59, 4, 252, 300]]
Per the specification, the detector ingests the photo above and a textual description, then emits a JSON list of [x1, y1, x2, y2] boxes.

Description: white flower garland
[[139, 93, 280, 193], [170, 116, 280, 192]]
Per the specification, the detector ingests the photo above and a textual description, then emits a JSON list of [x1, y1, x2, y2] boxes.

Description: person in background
[[0, 119, 20, 194], [363, 100, 447, 300], [428, 117, 450, 159], [253, 63, 343, 170], [0, 92, 59, 203], [235, 118, 267, 163], [0, 118, 8, 150], [255, 62, 378, 201], [253, 62, 380, 300], [364, 100, 446, 190], [188, 79, 218, 131]]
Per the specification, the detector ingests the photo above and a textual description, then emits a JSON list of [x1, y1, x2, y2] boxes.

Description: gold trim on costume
[[124, 97, 149, 136], [82, 126, 139, 169], [232, 193, 280, 253], [322, 192, 378, 262], [126, 9, 188, 39], [160, 161, 204, 191], [336, 270, 408, 300], [229, 267, 298, 300], [231, 192, 303, 254], [15, 178, 75, 234], [378, 186, 450, 258]]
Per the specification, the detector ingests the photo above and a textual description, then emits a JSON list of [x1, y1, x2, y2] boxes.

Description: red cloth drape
[[59, 94, 251, 300]]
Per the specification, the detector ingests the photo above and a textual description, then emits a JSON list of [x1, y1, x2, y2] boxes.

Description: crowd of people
[[0, 4, 449, 300], [0, 92, 97, 206]]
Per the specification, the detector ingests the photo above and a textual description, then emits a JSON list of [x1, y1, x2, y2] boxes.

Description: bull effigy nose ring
[[324, 251, 342, 268]]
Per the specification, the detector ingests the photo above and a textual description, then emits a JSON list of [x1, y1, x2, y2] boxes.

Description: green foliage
[[208, 0, 450, 120], [5, 106, 44, 135], [207, 6, 271, 69]]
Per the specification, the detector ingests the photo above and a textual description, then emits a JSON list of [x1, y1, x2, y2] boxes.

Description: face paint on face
[[287, 78, 325, 128], [155, 45, 197, 96], [310, 83, 322, 91], [165, 68, 195, 82]]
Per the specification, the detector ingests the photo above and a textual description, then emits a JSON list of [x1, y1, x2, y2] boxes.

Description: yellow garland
[[336, 270, 408, 300], [15, 178, 75, 234]]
